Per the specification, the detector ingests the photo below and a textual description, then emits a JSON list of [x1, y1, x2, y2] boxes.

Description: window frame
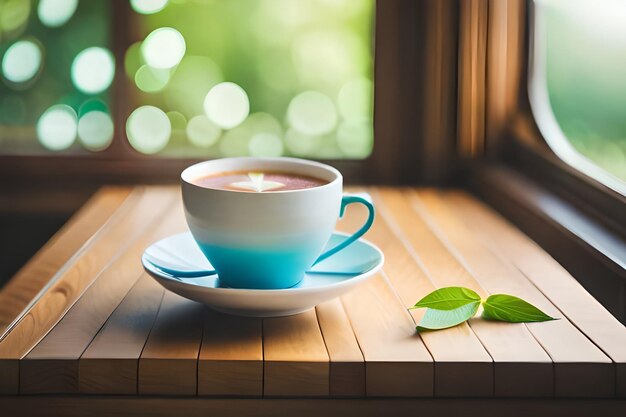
[[496, 0, 626, 237], [526, 0, 626, 197], [465, 0, 626, 322]]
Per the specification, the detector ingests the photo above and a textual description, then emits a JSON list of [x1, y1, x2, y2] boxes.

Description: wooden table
[[1, 186, 625, 416]]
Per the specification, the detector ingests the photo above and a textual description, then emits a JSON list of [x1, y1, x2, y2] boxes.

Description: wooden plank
[[0, 187, 151, 394], [3, 396, 626, 417], [445, 190, 626, 397], [316, 299, 365, 397], [373, 188, 557, 397], [3, 397, 626, 417], [138, 291, 205, 396], [263, 309, 329, 397], [78, 275, 165, 394], [457, 0, 488, 156], [471, 164, 625, 322], [413, 190, 616, 397], [341, 275, 433, 397], [0, 187, 132, 335], [198, 309, 263, 397], [19, 188, 179, 394], [340, 188, 491, 397]]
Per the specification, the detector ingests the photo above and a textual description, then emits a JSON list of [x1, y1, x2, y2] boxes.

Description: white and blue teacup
[[181, 157, 374, 289]]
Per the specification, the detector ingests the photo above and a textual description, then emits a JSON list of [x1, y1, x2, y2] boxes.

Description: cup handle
[[313, 192, 375, 266]]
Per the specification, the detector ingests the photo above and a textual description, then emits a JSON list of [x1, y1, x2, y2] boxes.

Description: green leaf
[[416, 302, 480, 331], [410, 286, 481, 311], [482, 294, 557, 323]]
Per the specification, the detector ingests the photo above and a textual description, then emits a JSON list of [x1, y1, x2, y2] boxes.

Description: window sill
[[466, 161, 626, 323]]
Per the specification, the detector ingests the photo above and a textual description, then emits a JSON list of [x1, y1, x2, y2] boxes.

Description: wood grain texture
[[19, 189, 178, 394], [79, 275, 165, 394], [263, 309, 329, 397], [198, 309, 263, 397], [445, 191, 626, 398], [457, 0, 488, 156], [375, 188, 564, 397], [138, 291, 205, 396], [0, 187, 132, 335], [2, 397, 625, 417], [316, 299, 365, 397], [412, 190, 617, 397], [469, 163, 626, 323], [485, 0, 526, 149], [0, 188, 150, 394], [2, 186, 623, 401], [341, 275, 434, 397], [341, 187, 492, 397], [419, 0, 458, 183]]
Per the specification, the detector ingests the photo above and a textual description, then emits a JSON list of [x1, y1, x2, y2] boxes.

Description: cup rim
[[181, 156, 342, 194]]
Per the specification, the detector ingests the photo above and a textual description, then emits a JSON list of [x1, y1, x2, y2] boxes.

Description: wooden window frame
[[462, 0, 626, 321], [472, 0, 626, 244]]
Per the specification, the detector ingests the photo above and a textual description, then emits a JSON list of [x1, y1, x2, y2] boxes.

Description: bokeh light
[[337, 118, 373, 158], [292, 28, 367, 88], [1, 0, 31, 33], [135, 65, 170, 93], [166, 111, 186, 143], [316, 0, 369, 16], [284, 127, 323, 156], [287, 91, 337, 136], [186, 115, 221, 147], [126, 105, 171, 154], [338, 77, 373, 120], [141, 27, 186, 69], [131, 0, 169, 15], [218, 118, 256, 157], [115, 0, 374, 159], [37, 0, 78, 28], [0, 0, 374, 158], [258, 0, 315, 34], [124, 41, 143, 78], [0, 1, 115, 155], [249, 133, 284, 157], [245, 112, 283, 136], [203, 82, 250, 130], [78, 98, 108, 115], [1, 40, 42, 84], [71, 47, 115, 94], [165, 56, 222, 117], [36, 104, 78, 151], [77, 111, 114, 151]]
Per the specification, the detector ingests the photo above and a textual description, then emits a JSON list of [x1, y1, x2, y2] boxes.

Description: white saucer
[[142, 232, 384, 317]]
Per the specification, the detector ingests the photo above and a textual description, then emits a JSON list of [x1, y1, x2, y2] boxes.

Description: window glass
[[0, 0, 374, 159], [126, 0, 374, 158], [0, 0, 113, 153], [530, 0, 626, 190]]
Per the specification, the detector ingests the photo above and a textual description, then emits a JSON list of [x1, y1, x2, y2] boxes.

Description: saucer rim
[[142, 231, 384, 295]]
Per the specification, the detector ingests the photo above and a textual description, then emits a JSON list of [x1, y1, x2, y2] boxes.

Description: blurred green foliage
[[0, 0, 111, 152], [130, 0, 374, 158], [544, 1, 626, 181], [0, 0, 373, 159]]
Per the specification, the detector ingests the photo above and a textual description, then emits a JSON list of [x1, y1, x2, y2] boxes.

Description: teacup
[[181, 157, 374, 289]]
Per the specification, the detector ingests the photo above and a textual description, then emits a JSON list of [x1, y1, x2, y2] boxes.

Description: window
[[0, 0, 374, 159], [529, 0, 626, 195], [0, 0, 112, 153]]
